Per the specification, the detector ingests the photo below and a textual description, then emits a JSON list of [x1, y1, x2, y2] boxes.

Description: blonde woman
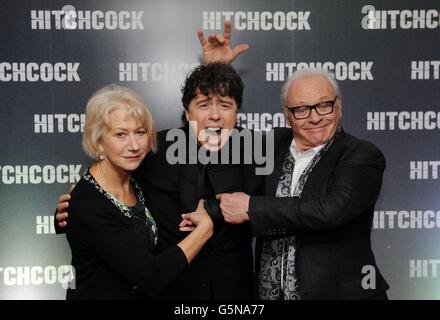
[[66, 84, 212, 299]]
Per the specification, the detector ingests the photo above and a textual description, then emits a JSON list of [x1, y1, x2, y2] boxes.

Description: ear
[[185, 110, 190, 122], [337, 98, 343, 117], [97, 143, 104, 155], [283, 107, 293, 128]]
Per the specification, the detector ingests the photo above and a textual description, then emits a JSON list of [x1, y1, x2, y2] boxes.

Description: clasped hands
[[179, 192, 250, 232]]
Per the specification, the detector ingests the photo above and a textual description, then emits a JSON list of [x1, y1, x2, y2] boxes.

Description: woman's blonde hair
[[82, 84, 157, 159]]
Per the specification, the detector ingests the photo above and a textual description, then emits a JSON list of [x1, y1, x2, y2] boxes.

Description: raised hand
[[198, 20, 249, 64]]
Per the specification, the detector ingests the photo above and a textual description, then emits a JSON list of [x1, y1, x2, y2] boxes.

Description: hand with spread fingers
[[197, 20, 249, 64]]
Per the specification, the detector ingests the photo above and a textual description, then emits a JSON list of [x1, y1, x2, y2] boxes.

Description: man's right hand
[[56, 185, 74, 228], [198, 20, 249, 64]]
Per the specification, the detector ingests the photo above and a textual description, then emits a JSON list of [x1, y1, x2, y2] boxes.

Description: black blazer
[[133, 127, 261, 299], [249, 128, 389, 300], [66, 175, 188, 300]]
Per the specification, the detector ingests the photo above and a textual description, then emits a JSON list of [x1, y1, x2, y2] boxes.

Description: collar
[[290, 139, 325, 161]]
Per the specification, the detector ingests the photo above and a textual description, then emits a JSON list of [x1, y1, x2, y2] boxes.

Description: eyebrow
[[219, 98, 233, 105], [294, 96, 333, 105], [113, 126, 145, 131], [196, 97, 233, 103]]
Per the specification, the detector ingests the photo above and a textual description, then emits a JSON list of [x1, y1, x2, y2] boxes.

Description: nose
[[128, 134, 140, 151], [308, 107, 322, 122], [208, 104, 221, 121]]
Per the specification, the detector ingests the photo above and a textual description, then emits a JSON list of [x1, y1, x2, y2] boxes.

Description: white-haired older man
[[218, 68, 390, 300]]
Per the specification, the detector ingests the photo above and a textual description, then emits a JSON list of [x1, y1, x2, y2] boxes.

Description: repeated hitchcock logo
[[266, 61, 374, 82], [34, 114, 85, 133], [0, 165, 82, 184], [411, 61, 440, 80], [30, 5, 144, 30], [0, 62, 80, 82], [0, 265, 75, 288], [36, 216, 56, 235], [33, 112, 290, 132], [374, 210, 440, 229], [236, 112, 289, 131], [362, 5, 440, 30], [202, 11, 311, 31], [367, 110, 440, 131], [118, 63, 199, 82], [409, 260, 440, 278]]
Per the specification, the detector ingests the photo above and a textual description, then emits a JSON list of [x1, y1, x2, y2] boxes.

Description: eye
[[294, 106, 309, 114], [317, 102, 332, 109], [220, 104, 231, 110], [136, 129, 146, 136], [198, 104, 209, 110], [115, 132, 126, 138]]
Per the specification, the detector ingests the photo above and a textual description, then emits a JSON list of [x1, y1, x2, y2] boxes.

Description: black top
[[65, 171, 188, 300], [133, 127, 263, 299], [57, 127, 264, 299]]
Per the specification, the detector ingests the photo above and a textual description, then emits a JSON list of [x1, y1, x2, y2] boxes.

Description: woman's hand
[[179, 199, 213, 233]]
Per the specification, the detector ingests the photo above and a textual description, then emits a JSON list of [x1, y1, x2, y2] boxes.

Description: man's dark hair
[[181, 62, 244, 123]]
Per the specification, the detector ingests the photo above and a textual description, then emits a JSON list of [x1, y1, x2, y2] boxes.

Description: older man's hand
[[217, 192, 250, 224]]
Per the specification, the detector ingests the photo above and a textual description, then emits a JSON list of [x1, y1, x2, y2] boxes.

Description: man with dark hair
[[131, 62, 257, 299], [180, 62, 244, 154], [182, 63, 244, 110]]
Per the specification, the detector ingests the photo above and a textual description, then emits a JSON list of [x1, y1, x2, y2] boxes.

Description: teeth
[[206, 127, 221, 132], [205, 127, 222, 135]]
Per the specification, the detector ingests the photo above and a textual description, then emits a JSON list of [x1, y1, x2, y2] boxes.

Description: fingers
[[232, 44, 250, 59], [181, 213, 190, 220], [208, 33, 226, 46], [56, 212, 68, 222], [179, 226, 196, 232], [58, 221, 68, 228], [216, 34, 225, 44], [179, 214, 195, 232], [179, 215, 193, 228], [58, 193, 71, 204], [57, 201, 69, 214], [197, 28, 207, 46], [223, 20, 231, 41]]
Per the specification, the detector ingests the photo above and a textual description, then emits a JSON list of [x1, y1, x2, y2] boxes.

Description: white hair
[[281, 68, 341, 106]]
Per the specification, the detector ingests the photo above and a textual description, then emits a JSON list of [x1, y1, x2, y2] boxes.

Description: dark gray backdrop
[[0, 0, 439, 299]]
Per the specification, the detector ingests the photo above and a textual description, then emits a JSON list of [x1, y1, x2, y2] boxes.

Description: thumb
[[232, 44, 249, 59], [197, 199, 205, 209]]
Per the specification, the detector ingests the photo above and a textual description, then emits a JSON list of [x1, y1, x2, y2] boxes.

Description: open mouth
[[199, 127, 229, 151], [204, 127, 222, 137]]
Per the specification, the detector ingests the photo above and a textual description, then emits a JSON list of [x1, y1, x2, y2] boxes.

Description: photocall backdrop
[[0, 0, 439, 300]]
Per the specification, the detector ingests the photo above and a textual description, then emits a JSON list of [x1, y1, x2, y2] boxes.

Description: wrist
[[197, 220, 214, 237]]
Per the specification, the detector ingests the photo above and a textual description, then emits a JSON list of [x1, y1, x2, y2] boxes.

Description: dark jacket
[[66, 175, 188, 300], [133, 127, 261, 299], [250, 128, 389, 300]]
